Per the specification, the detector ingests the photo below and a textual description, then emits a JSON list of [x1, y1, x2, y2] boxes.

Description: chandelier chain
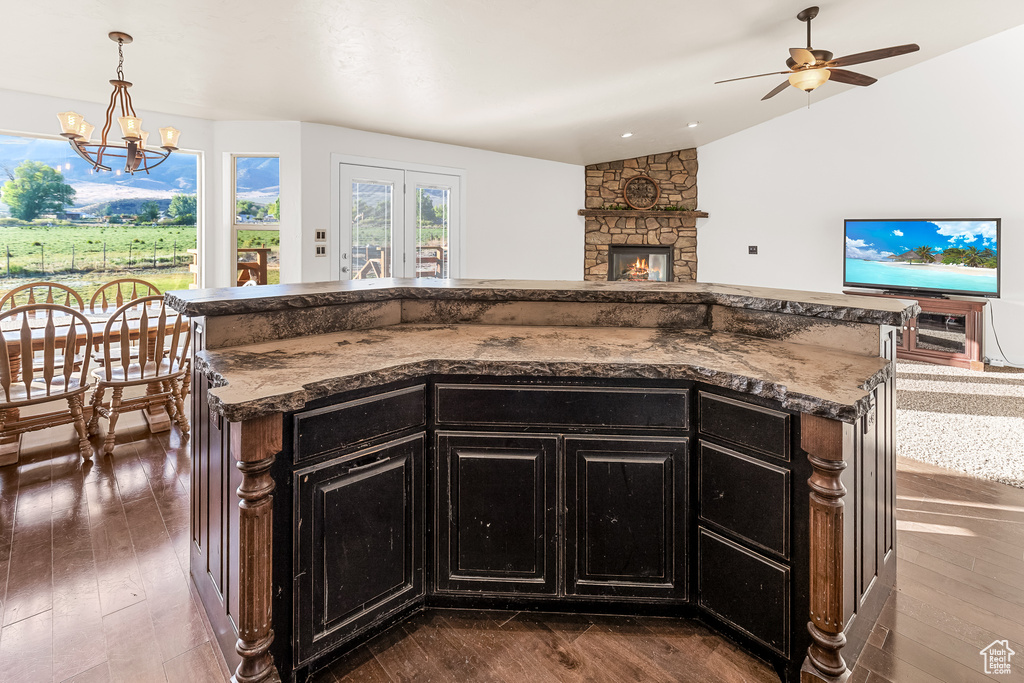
[[116, 38, 125, 80]]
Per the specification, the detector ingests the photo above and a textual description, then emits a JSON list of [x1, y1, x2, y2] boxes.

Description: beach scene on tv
[[845, 219, 999, 295]]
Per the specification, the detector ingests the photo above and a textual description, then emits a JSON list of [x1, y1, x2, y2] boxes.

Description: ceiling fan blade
[[829, 43, 920, 68], [715, 70, 792, 85], [827, 68, 877, 87], [790, 47, 815, 66], [762, 80, 792, 101]]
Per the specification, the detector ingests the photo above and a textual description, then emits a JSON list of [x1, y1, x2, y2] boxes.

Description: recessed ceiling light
[[687, 121, 700, 128], [621, 132, 634, 138]]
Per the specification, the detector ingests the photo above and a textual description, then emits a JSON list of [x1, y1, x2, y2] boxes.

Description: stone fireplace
[[581, 148, 705, 282]]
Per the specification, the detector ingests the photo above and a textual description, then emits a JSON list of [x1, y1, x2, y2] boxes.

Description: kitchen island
[[167, 279, 917, 683]]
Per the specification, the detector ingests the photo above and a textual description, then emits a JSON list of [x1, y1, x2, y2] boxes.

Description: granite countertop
[[167, 278, 918, 326], [196, 323, 890, 423]]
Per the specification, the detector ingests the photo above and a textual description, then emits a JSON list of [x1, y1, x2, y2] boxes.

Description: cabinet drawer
[[435, 384, 689, 431], [293, 385, 425, 461], [698, 392, 790, 461], [699, 443, 790, 558], [699, 529, 789, 656]]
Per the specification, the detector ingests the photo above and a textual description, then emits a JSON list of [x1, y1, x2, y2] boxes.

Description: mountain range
[[0, 133, 280, 213]]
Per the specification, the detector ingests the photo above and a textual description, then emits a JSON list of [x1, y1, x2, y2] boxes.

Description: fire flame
[[626, 257, 648, 280], [618, 254, 666, 281]]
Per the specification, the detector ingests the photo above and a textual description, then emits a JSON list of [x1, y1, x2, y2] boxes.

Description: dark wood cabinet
[[293, 433, 425, 666], [435, 432, 558, 595], [698, 441, 790, 559], [695, 388, 806, 669], [263, 378, 844, 682], [565, 436, 689, 601], [698, 528, 791, 656]]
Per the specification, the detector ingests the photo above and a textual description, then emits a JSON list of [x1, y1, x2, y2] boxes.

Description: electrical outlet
[[315, 245, 327, 257], [748, 246, 758, 254], [314, 229, 327, 241]]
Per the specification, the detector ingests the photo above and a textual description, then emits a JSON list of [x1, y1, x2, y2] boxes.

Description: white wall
[[697, 25, 1024, 366], [299, 122, 584, 283]]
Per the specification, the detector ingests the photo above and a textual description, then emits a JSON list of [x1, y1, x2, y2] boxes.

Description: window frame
[[230, 153, 280, 286]]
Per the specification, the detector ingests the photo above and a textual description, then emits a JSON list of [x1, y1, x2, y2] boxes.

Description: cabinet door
[[435, 433, 558, 595], [565, 436, 689, 601], [293, 433, 424, 666]]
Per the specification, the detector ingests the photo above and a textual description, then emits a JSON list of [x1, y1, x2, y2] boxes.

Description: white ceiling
[[5, 0, 1024, 165]]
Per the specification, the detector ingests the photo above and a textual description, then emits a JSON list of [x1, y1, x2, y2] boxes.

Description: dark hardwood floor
[[1, 420, 1021, 682], [0, 415, 230, 683]]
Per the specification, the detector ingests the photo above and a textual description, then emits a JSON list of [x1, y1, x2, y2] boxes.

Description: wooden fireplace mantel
[[578, 208, 709, 218]]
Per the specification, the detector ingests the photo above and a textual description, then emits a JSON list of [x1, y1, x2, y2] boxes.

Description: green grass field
[[0, 223, 198, 300], [0, 223, 197, 276]]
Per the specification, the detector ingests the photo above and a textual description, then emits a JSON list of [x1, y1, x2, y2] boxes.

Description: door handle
[[341, 267, 349, 273], [347, 458, 386, 473]]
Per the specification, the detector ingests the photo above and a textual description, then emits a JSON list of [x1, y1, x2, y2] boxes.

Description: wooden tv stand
[[845, 291, 986, 371]]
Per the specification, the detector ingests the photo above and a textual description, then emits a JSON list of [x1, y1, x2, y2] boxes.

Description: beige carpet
[[895, 360, 1024, 489]]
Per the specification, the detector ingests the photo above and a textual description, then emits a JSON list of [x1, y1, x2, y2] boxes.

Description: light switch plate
[[314, 229, 327, 241], [315, 245, 327, 256]]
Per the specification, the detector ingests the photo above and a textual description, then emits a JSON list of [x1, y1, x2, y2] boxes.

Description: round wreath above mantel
[[621, 175, 660, 210]]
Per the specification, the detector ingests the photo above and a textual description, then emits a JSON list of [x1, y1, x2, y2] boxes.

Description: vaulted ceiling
[[6, 0, 1024, 165]]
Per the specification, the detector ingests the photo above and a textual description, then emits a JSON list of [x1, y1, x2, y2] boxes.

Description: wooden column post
[[800, 414, 850, 683], [231, 414, 283, 683]]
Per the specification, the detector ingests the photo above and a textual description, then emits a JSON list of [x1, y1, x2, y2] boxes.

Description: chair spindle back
[[89, 278, 162, 315], [100, 296, 189, 383], [0, 282, 85, 314], [0, 304, 92, 404]]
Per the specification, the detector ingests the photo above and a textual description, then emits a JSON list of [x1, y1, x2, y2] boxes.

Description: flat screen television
[[844, 218, 1000, 298]]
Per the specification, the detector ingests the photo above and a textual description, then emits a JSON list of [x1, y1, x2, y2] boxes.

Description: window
[[0, 131, 200, 299], [232, 155, 280, 286]]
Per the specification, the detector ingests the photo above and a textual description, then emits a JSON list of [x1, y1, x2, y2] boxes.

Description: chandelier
[[56, 32, 181, 174]]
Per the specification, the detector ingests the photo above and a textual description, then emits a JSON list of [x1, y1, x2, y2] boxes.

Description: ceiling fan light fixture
[[788, 68, 830, 92]]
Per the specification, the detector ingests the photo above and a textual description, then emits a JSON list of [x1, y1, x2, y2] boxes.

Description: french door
[[339, 163, 460, 280]]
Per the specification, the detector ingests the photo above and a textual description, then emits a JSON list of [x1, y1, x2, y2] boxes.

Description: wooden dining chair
[[0, 282, 85, 313], [0, 304, 94, 461], [88, 278, 161, 315], [88, 296, 190, 455]]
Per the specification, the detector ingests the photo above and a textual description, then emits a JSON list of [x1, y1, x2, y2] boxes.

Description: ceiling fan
[[716, 6, 920, 100]]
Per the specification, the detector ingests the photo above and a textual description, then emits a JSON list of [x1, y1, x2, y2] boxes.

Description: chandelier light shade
[[57, 111, 84, 136], [57, 32, 181, 174], [117, 115, 142, 140], [76, 120, 96, 143], [159, 126, 181, 149], [788, 67, 831, 92]]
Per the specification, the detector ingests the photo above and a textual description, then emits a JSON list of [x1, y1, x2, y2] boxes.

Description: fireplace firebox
[[608, 246, 673, 282]]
